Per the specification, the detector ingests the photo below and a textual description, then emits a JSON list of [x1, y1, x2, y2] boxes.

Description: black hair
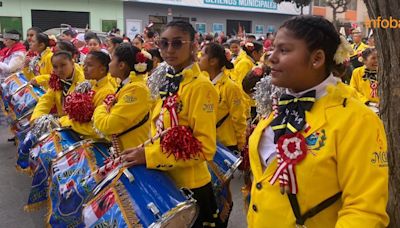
[[56, 40, 78, 56], [246, 35, 256, 40], [84, 31, 97, 42], [361, 48, 377, 60], [63, 29, 77, 38], [222, 43, 230, 49], [87, 50, 111, 72], [134, 35, 144, 43], [113, 43, 153, 74], [148, 48, 164, 62], [280, 15, 340, 75], [164, 20, 196, 41], [28, 27, 42, 34], [205, 34, 214, 42], [229, 39, 241, 45], [110, 36, 123, 45], [35, 33, 50, 48], [146, 31, 155, 39], [51, 50, 73, 62], [5, 30, 22, 41], [89, 35, 101, 45], [204, 43, 234, 70], [242, 41, 263, 57]]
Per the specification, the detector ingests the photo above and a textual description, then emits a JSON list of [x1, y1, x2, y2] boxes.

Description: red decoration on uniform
[[370, 81, 378, 98], [64, 90, 96, 122], [239, 125, 256, 171], [136, 52, 147, 63], [103, 94, 117, 112], [269, 132, 308, 194], [160, 95, 203, 160], [253, 67, 264, 77], [49, 73, 62, 91]]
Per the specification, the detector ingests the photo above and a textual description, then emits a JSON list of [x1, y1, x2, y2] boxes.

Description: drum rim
[[148, 199, 199, 228], [223, 156, 243, 182], [30, 127, 76, 150]]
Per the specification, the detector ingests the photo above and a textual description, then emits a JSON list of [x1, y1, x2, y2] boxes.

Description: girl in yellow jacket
[[59, 51, 116, 138], [92, 43, 152, 151], [350, 48, 379, 106], [199, 42, 247, 152], [31, 51, 85, 121], [247, 15, 388, 228], [23, 33, 53, 81], [122, 20, 221, 228], [232, 41, 263, 120]]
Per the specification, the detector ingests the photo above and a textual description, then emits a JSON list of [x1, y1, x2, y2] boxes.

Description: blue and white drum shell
[[83, 165, 198, 228], [211, 142, 243, 183]]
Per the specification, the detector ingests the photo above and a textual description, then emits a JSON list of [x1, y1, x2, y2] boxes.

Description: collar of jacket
[[40, 47, 52, 59], [213, 69, 230, 86], [178, 62, 201, 90]]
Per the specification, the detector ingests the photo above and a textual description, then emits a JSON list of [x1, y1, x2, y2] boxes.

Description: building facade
[[0, 0, 124, 38], [123, 0, 309, 39], [312, 0, 369, 36]]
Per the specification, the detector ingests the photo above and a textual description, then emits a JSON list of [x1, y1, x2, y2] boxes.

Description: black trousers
[[191, 182, 221, 228]]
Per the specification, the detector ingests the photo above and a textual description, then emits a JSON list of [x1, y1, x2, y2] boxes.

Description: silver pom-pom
[[147, 62, 168, 100], [32, 114, 60, 136], [74, 80, 93, 93], [252, 76, 284, 117]]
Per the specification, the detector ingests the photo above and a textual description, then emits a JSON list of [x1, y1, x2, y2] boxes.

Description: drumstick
[[83, 128, 170, 181]]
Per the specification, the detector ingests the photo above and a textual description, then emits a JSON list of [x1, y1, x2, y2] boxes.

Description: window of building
[[149, 15, 167, 35], [314, 0, 327, 7], [0, 17, 23, 37], [347, 0, 357, 10], [102, 20, 117, 32]]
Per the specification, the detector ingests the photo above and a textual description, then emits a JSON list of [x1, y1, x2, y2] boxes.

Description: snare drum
[[25, 128, 82, 211], [9, 84, 44, 120], [0, 72, 28, 111], [209, 142, 242, 184], [82, 166, 198, 228], [48, 140, 111, 227]]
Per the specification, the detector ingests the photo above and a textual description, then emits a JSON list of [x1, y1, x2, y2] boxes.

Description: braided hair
[[204, 43, 234, 70]]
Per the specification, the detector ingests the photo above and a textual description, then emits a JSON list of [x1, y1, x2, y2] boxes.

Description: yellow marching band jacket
[[24, 43, 387, 226]]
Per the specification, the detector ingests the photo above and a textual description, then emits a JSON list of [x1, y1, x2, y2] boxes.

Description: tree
[[363, 0, 400, 227], [273, 0, 312, 15], [326, 0, 351, 28]]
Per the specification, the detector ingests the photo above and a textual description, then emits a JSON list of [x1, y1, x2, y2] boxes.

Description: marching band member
[[59, 51, 116, 138], [31, 51, 85, 120], [122, 20, 221, 228], [247, 15, 388, 227], [199, 42, 247, 152], [23, 33, 54, 81], [350, 48, 379, 108], [229, 39, 245, 65], [349, 28, 368, 69], [92, 43, 152, 150]]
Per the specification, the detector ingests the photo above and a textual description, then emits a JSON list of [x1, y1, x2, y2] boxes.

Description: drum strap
[[287, 192, 342, 226], [216, 113, 229, 128], [116, 112, 150, 137]]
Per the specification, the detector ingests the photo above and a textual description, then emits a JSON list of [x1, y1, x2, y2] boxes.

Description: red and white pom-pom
[[64, 90, 96, 122], [161, 125, 203, 161], [252, 67, 264, 77], [49, 73, 62, 91]]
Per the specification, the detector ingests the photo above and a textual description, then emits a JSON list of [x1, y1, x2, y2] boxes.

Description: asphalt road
[[0, 127, 248, 228]]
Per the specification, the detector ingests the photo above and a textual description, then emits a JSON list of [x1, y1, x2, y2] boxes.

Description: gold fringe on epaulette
[[114, 181, 142, 228], [15, 165, 33, 176]]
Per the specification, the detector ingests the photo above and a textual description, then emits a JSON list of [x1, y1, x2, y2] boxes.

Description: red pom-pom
[[239, 125, 256, 171], [49, 73, 62, 91], [136, 52, 147, 63], [161, 126, 203, 161], [252, 67, 264, 77], [63, 90, 96, 122]]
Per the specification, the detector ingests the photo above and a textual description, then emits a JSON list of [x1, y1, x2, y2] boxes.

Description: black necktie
[[159, 68, 183, 99], [60, 79, 73, 97], [362, 69, 377, 81], [271, 90, 316, 143]]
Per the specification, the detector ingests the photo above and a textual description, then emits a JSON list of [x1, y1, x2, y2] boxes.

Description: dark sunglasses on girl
[[157, 39, 192, 50]]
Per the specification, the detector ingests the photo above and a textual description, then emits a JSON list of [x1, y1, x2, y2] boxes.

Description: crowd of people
[[0, 14, 388, 228]]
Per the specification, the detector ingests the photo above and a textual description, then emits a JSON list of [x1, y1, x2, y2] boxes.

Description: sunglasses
[[157, 39, 192, 50]]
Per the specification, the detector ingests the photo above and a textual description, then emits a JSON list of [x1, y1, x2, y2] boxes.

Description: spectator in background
[[60, 28, 78, 43], [0, 30, 26, 79], [132, 35, 144, 50], [263, 32, 274, 51], [245, 34, 256, 42]]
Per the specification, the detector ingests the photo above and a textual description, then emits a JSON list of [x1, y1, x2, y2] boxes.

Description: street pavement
[[0, 127, 247, 228]]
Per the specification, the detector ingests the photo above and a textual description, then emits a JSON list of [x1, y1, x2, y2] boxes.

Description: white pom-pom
[[134, 62, 148, 73]]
